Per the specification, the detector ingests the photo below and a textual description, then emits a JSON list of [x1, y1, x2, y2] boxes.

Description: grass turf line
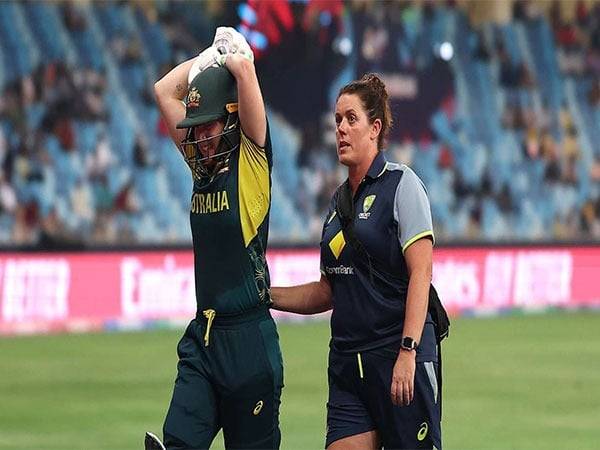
[[0, 312, 599, 449]]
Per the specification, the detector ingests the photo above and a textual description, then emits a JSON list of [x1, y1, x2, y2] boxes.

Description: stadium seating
[[0, 0, 598, 247]]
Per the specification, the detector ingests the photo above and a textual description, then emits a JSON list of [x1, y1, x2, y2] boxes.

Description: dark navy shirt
[[320, 152, 437, 361]]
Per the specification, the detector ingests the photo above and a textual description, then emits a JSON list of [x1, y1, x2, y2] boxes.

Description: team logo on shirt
[[358, 195, 376, 219]]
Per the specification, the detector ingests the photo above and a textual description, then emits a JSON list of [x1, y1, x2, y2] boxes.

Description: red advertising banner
[[0, 246, 598, 335]]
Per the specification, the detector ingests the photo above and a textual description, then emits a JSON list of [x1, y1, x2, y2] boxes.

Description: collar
[[365, 151, 388, 180]]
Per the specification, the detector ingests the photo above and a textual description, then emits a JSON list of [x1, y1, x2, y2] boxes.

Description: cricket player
[[146, 27, 282, 450]]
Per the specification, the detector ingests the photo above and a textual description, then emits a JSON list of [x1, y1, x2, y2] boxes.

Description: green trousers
[[163, 306, 283, 450]]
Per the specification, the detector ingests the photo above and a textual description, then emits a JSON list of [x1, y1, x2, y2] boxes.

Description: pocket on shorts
[[258, 319, 284, 390], [176, 320, 197, 360]]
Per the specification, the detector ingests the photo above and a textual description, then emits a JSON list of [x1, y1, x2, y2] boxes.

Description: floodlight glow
[[337, 37, 353, 56], [440, 42, 454, 61]]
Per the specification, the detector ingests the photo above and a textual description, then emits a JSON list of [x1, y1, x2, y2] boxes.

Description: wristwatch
[[400, 336, 418, 352]]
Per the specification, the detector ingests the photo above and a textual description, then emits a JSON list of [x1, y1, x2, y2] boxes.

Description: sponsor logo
[[121, 256, 195, 318], [1, 259, 70, 322], [328, 230, 346, 259], [253, 400, 264, 415], [417, 422, 428, 441], [325, 265, 354, 275]]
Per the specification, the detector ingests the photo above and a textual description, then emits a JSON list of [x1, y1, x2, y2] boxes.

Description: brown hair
[[337, 73, 393, 150]]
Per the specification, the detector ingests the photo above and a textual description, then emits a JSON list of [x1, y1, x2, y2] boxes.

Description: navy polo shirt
[[320, 152, 437, 361]]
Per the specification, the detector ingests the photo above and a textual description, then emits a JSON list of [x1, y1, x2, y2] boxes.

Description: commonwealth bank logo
[[328, 230, 346, 259]]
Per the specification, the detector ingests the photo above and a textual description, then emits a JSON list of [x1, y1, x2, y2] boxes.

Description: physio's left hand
[[391, 350, 416, 406]]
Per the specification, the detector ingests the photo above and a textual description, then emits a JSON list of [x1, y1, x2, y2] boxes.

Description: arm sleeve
[[238, 122, 271, 247], [240, 120, 272, 168], [393, 166, 435, 253]]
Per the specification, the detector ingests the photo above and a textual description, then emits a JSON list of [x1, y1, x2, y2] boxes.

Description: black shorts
[[163, 307, 283, 450], [326, 344, 441, 449]]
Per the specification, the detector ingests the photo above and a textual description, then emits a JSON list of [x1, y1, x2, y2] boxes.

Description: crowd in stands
[[0, 0, 599, 248]]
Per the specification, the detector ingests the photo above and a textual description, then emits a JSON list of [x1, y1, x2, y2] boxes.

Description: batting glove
[[213, 26, 254, 63], [188, 46, 221, 85]]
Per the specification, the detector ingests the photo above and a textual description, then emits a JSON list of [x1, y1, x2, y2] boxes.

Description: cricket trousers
[[163, 306, 283, 450]]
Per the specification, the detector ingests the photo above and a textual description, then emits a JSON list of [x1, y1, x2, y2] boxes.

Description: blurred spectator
[[297, 122, 326, 168], [53, 117, 76, 151], [86, 134, 115, 179], [92, 175, 114, 214], [512, 0, 527, 21], [555, 21, 581, 52], [580, 199, 600, 237], [518, 63, 536, 89], [62, 2, 87, 32], [71, 178, 95, 228], [133, 135, 154, 168], [114, 180, 141, 215], [37, 207, 84, 250], [562, 155, 579, 186], [589, 78, 600, 106], [473, 29, 491, 62], [12, 203, 38, 245], [575, 0, 590, 28], [496, 184, 513, 213], [78, 69, 108, 121], [524, 126, 540, 159], [590, 156, 600, 182], [437, 145, 454, 170], [0, 172, 17, 215]]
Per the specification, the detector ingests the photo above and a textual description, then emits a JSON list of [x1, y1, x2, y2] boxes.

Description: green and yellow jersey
[[189, 126, 272, 315]]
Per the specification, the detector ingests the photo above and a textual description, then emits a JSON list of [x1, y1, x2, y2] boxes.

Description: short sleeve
[[240, 119, 272, 169], [393, 166, 435, 253]]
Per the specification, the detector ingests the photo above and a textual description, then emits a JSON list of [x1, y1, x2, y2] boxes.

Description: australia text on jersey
[[191, 191, 230, 214]]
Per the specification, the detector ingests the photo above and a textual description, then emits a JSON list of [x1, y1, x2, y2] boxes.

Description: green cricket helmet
[[177, 66, 240, 179]]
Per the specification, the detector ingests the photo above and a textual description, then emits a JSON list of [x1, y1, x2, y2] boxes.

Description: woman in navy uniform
[[272, 73, 441, 450]]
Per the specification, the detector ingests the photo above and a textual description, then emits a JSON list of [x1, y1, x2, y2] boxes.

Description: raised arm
[[223, 53, 267, 147], [154, 57, 195, 146], [270, 275, 333, 315]]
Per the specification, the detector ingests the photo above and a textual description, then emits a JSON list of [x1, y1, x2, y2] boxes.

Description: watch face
[[402, 337, 416, 350]]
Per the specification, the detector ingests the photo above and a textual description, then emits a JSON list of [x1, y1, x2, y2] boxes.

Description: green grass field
[[1, 312, 599, 450]]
